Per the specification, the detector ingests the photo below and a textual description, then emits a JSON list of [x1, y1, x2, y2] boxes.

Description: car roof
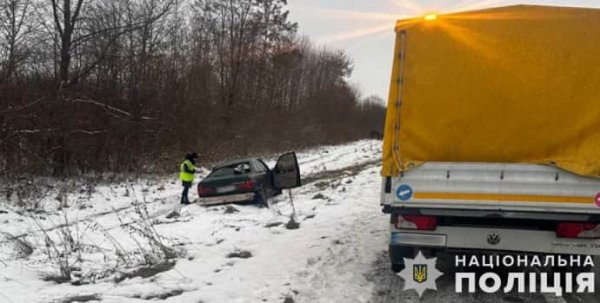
[[213, 158, 258, 169]]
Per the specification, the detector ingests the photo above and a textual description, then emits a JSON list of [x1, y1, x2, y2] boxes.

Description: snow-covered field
[[0, 140, 389, 303], [1, 140, 594, 303]]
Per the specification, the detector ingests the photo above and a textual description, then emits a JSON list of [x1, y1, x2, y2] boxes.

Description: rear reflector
[[392, 214, 437, 231], [556, 222, 600, 239], [384, 177, 392, 193]]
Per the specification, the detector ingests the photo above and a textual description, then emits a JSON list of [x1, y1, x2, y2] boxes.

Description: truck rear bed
[[384, 163, 600, 257], [382, 162, 600, 216]]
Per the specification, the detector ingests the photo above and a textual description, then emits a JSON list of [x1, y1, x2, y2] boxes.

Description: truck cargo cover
[[382, 5, 600, 178]]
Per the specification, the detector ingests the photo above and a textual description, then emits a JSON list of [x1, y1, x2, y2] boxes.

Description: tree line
[[0, 0, 386, 176]]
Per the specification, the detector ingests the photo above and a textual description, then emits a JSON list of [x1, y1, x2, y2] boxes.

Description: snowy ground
[[0, 140, 597, 303], [0, 140, 388, 303]]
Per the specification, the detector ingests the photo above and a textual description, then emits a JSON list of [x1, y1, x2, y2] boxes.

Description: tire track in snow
[[294, 192, 387, 302]]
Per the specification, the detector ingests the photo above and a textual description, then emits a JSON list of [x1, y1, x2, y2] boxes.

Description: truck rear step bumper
[[390, 226, 600, 256], [391, 232, 447, 247]]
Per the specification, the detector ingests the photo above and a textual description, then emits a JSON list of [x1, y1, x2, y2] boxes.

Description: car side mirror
[[273, 152, 301, 189]]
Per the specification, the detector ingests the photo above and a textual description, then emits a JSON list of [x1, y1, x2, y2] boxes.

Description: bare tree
[[0, 0, 34, 83], [48, 0, 84, 84], [0, 0, 385, 176]]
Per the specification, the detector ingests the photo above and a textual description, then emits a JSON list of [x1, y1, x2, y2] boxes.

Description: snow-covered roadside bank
[[137, 165, 387, 303], [0, 140, 380, 237], [0, 140, 387, 302]]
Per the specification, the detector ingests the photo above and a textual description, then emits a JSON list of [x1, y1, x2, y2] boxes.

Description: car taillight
[[236, 180, 256, 191], [391, 214, 437, 231], [198, 185, 214, 196], [556, 223, 600, 239]]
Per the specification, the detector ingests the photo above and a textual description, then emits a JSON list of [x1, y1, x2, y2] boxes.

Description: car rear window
[[209, 162, 251, 177]]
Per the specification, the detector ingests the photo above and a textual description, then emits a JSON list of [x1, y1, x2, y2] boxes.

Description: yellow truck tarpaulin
[[382, 5, 600, 178]]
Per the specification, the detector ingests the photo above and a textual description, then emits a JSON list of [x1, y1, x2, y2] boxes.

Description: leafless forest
[[0, 0, 385, 175]]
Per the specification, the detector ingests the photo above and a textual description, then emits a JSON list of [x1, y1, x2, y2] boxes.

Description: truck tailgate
[[383, 162, 600, 215]]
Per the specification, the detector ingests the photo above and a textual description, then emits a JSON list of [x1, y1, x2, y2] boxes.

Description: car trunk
[[199, 175, 254, 197]]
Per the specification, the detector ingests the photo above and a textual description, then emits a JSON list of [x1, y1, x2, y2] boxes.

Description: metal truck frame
[[381, 6, 600, 272], [382, 163, 600, 271]]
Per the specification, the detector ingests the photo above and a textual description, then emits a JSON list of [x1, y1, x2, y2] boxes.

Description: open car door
[[273, 152, 301, 189]]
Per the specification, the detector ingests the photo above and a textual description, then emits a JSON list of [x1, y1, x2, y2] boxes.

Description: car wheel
[[256, 188, 269, 207]]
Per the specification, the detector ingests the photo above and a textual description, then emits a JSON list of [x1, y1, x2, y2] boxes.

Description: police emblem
[[398, 251, 443, 298]]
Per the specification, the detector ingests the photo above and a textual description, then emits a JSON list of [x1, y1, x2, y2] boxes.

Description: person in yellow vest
[[179, 152, 198, 205]]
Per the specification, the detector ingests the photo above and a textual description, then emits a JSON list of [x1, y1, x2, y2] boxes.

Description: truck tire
[[392, 263, 405, 273], [389, 246, 414, 273]]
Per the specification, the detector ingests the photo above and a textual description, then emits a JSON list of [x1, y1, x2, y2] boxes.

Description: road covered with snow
[[0, 140, 596, 303]]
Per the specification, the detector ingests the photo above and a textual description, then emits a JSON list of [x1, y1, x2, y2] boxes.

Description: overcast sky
[[287, 0, 600, 101]]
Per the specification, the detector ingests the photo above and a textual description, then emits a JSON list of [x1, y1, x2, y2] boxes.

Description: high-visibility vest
[[179, 159, 196, 182]]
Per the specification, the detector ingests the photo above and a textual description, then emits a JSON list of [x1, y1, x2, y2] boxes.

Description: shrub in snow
[[0, 231, 33, 260], [30, 186, 184, 285], [120, 193, 182, 264]]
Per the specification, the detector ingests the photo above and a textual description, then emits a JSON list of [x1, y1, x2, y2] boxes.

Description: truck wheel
[[389, 246, 414, 273], [392, 263, 405, 273]]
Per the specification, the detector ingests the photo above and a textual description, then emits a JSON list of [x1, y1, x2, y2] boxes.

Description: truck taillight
[[392, 214, 437, 231], [198, 185, 214, 196], [556, 223, 600, 239], [236, 180, 256, 191]]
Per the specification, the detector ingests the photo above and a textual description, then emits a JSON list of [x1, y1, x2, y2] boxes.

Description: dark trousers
[[181, 181, 192, 204]]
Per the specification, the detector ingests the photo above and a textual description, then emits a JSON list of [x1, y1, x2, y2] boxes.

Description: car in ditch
[[197, 152, 301, 206]]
